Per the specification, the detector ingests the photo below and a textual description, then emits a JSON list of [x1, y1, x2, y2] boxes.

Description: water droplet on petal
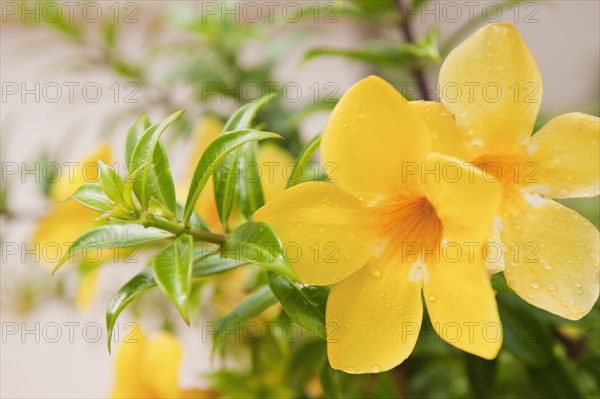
[[371, 364, 381, 373], [530, 281, 540, 289], [369, 263, 381, 277], [568, 297, 576, 306], [428, 293, 436, 302], [546, 283, 557, 292], [573, 279, 582, 288]]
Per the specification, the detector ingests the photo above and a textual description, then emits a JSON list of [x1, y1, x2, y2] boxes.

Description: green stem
[[144, 215, 225, 245]]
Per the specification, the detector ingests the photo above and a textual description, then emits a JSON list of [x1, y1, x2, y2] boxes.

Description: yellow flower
[[255, 76, 503, 373], [112, 328, 215, 398], [32, 144, 111, 308], [412, 22, 599, 320]]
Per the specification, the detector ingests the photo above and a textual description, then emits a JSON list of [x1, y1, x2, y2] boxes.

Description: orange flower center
[[377, 196, 443, 262]]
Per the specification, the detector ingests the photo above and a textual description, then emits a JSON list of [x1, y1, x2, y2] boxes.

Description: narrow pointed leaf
[[98, 160, 126, 205], [192, 248, 248, 278], [151, 234, 194, 323], [106, 267, 156, 351], [105, 251, 249, 351], [125, 113, 151, 163], [54, 224, 174, 273], [235, 141, 265, 220], [222, 221, 299, 281], [214, 95, 275, 228], [215, 285, 278, 344], [287, 132, 322, 188], [130, 110, 182, 212], [268, 272, 329, 339], [70, 183, 115, 212], [183, 129, 281, 224]]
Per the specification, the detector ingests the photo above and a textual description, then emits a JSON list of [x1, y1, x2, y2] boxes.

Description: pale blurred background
[[1, 1, 598, 397]]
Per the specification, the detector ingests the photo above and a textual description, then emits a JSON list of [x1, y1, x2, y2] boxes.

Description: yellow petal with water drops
[[32, 200, 97, 270], [423, 245, 502, 359], [439, 23, 543, 154], [112, 329, 150, 398], [142, 331, 184, 398], [408, 101, 475, 161], [253, 182, 379, 286], [502, 197, 599, 320], [257, 144, 294, 203], [422, 153, 502, 243], [321, 75, 431, 203], [326, 255, 423, 373], [51, 144, 111, 201], [526, 113, 600, 198], [484, 219, 505, 275]]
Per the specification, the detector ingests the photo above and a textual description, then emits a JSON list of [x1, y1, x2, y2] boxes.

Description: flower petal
[[112, 329, 149, 398], [439, 23, 542, 153], [502, 197, 599, 320], [422, 153, 502, 243], [51, 144, 111, 201], [32, 201, 98, 269], [253, 182, 378, 285], [526, 113, 600, 198], [321, 75, 431, 203], [326, 256, 423, 373], [408, 101, 475, 160], [257, 144, 294, 203], [423, 246, 502, 359], [142, 332, 184, 398]]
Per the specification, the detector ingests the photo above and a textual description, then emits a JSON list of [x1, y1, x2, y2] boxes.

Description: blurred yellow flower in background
[[112, 328, 215, 398], [32, 145, 111, 308], [413, 22, 599, 320], [255, 76, 502, 373]]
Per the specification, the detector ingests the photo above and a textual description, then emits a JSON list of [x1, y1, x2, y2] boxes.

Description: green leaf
[[215, 285, 278, 344], [222, 221, 299, 281], [70, 183, 115, 212], [268, 272, 329, 339], [235, 141, 265, 220], [54, 224, 174, 273], [496, 290, 554, 366], [125, 113, 151, 163], [304, 42, 410, 66], [222, 94, 275, 132], [465, 352, 497, 398], [192, 249, 248, 278], [106, 267, 156, 352], [105, 251, 248, 351], [98, 160, 126, 205], [130, 110, 182, 212], [287, 132, 322, 188], [151, 234, 194, 323], [214, 95, 274, 229], [183, 129, 281, 224]]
